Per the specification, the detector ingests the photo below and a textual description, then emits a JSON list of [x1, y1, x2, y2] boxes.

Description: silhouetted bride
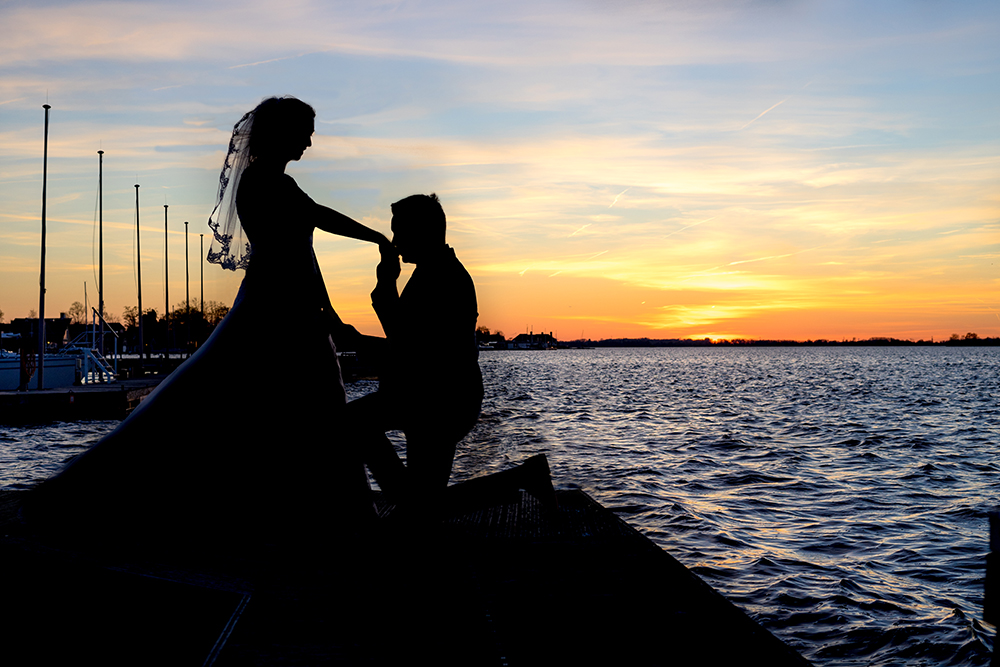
[[28, 96, 386, 543]]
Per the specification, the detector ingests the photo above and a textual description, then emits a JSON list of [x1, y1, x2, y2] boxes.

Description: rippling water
[[2, 346, 997, 665], [466, 347, 999, 666]]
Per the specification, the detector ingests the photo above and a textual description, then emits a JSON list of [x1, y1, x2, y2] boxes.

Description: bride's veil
[[207, 109, 255, 271]]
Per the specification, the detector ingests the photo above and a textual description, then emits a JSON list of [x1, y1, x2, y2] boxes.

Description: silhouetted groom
[[350, 194, 484, 515]]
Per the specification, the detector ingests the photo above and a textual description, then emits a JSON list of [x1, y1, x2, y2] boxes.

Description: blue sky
[[2, 0, 998, 340]]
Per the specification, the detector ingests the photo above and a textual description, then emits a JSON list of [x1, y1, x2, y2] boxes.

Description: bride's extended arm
[[314, 204, 389, 246]]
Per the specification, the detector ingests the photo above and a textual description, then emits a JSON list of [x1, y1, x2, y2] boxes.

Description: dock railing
[[60, 309, 119, 384]]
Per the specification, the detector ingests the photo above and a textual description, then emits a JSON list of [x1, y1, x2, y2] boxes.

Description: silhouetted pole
[[164, 204, 170, 352], [135, 183, 144, 369], [37, 103, 51, 391], [184, 221, 190, 312], [184, 221, 190, 348], [200, 233, 204, 317], [98, 150, 105, 355]]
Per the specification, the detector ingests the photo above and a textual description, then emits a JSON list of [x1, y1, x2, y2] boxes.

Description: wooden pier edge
[[0, 378, 161, 423], [0, 487, 811, 665]]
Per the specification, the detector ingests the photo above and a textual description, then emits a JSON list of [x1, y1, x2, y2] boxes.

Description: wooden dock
[[0, 488, 811, 666], [0, 378, 161, 423]]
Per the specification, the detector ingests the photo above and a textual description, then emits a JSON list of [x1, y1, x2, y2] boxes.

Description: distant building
[[476, 329, 508, 350], [510, 331, 557, 350]]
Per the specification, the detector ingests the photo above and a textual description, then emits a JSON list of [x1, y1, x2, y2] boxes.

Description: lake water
[[2, 346, 997, 665]]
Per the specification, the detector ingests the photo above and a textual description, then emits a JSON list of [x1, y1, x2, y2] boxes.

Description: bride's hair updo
[[247, 96, 316, 161]]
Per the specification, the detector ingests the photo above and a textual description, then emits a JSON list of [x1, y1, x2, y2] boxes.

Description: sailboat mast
[[164, 204, 169, 351], [98, 150, 105, 355], [185, 221, 190, 313], [135, 183, 144, 368], [185, 221, 190, 349], [200, 233, 204, 318], [37, 104, 51, 391]]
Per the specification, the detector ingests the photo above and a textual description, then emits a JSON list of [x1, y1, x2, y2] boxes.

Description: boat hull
[[0, 355, 78, 391]]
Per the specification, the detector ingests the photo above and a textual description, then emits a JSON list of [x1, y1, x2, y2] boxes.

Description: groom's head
[[390, 193, 446, 263]]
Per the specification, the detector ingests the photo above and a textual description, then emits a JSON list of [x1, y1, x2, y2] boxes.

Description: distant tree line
[[560, 333, 999, 348], [120, 300, 230, 353], [58, 299, 231, 354], [476, 326, 506, 347]]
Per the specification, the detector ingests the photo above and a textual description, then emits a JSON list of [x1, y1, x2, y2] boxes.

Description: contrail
[[726, 251, 796, 266], [741, 98, 788, 130], [609, 188, 630, 208], [230, 52, 316, 69], [974, 297, 1000, 322], [516, 250, 609, 278], [727, 245, 824, 267], [681, 246, 823, 281], [570, 224, 592, 237], [664, 216, 715, 239]]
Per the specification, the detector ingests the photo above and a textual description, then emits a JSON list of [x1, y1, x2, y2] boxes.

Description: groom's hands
[[371, 243, 402, 340], [376, 244, 400, 284]]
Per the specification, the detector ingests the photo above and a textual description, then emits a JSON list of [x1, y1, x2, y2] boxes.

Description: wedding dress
[[28, 124, 374, 542]]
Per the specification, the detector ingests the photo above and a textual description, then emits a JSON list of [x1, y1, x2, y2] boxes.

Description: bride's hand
[[377, 245, 400, 283]]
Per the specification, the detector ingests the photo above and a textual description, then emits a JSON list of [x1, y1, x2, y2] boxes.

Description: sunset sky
[[1, 0, 997, 341]]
